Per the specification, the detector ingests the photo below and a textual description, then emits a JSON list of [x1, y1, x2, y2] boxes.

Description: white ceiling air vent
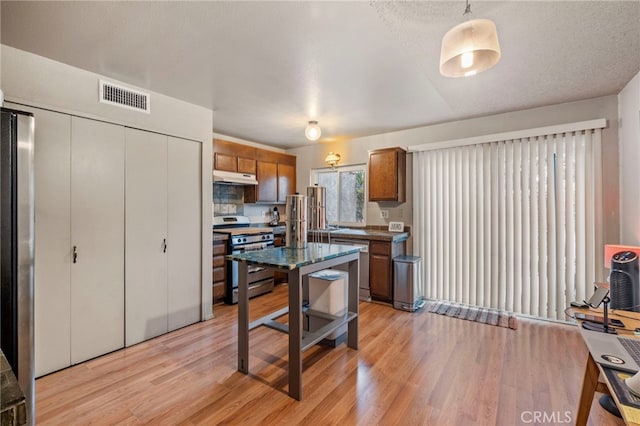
[[99, 79, 150, 113]]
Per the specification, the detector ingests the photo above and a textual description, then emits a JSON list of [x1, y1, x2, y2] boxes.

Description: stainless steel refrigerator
[[1, 107, 35, 424]]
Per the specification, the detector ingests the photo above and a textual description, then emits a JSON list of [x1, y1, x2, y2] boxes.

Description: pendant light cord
[[463, 0, 472, 16]]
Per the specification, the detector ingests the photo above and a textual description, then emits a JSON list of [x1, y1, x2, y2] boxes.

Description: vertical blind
[[411, 122, 605, 320]]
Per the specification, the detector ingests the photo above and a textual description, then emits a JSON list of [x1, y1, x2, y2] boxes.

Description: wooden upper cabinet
[[368, 147, 406, 202], [214, 152, 237, 172], [213, 152, 256, 175], [237, 157, 256, 175], [254, 160, 278, 203], [213, 139, 257, 173], [277, 163, 296, 203], [214, 139, 296, 204]]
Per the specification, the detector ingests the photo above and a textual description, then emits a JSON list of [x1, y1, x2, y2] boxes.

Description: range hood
[[213, 169, 259, 185]]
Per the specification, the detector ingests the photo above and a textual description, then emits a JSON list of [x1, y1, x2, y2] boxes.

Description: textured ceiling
[[2, 1, 639, 148]]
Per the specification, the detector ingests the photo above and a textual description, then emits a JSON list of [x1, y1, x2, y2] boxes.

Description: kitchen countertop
[[270, 225, 286, 235], [214, 224, 409, 242], [1, 350, 26, 425], [213, 233, 229, 241], [308, 228, 409, 243], [226, 243, 362, 270]]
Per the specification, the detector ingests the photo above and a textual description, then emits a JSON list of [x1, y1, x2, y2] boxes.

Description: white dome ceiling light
[[440, 0, 501, 78], [305, 121, 322, 141]]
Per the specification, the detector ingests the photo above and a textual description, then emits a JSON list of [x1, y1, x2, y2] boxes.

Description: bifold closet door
[[167, 137, 201, 331], [29, 107, 72, 377], [70, 117, 125, 364], [125, 128, 168, 346]]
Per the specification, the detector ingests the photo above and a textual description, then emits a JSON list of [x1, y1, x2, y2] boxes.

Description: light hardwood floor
[[36, 284, 622, 425]]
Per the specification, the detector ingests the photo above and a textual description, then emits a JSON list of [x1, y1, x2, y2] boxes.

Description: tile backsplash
[[213, 184, 244, 215], [213, 184, 284, 224]]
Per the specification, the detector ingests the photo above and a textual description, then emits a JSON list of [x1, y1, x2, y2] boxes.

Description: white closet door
[[70, 117, 125, 364], [167, 136, 201, 331], [29, 106, 72, 376], [125, 128, 168, 346]]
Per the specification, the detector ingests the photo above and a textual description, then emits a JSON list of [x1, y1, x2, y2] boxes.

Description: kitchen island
[[228, 243, 361, 400]]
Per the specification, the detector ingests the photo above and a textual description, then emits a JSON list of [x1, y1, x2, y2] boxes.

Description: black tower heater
[[610, 251, 640, 312]]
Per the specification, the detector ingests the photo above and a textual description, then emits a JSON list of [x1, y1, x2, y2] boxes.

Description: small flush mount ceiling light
[[439, 0, 501, 78], [305, 121, 322, 141], [325, 152, 341, 168]]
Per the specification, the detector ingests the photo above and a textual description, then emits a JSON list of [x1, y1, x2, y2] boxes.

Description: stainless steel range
[[213, 216, 275, 304]]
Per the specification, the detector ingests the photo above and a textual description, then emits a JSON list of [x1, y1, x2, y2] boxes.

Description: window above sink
[[310, 164, 367, 228]]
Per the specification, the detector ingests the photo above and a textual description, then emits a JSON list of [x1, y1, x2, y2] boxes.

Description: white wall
[[2, 45, 210, 142], [1, 45, 215, 320], [288, 95, 621, 246], [618, 71, 640, 246]]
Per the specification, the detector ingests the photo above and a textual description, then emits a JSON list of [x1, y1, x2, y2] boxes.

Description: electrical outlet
[[388, 221, 404, 232], [380, 210, 389, 219]]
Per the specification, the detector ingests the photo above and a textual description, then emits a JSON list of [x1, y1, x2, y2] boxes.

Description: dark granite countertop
[[309, 228, 409, 242], [1, 350, 26, 424], [213, 224, 409, 242], [227, 243, 361, 270]]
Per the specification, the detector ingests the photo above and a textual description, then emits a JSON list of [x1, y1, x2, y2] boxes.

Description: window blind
[[411, 123, 604, 320]]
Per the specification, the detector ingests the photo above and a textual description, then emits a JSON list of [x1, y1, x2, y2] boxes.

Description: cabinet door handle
[[73, 246, 78, 264], [163, 238, 167, 253]]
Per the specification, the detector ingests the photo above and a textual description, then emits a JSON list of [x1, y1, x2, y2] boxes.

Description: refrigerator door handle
[[73, 246, 78, 263]]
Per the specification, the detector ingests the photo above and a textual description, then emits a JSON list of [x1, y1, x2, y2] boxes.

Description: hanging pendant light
[[440, 0, 501, 78], [305, 121, 322, 141]]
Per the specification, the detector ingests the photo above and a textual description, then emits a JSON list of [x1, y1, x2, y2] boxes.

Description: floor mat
[[427, 300, 517, 330]]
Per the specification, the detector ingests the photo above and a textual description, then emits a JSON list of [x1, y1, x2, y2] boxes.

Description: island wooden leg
[[288, 268, 302, 400], [347, 257, 358, 350], [238, 261, 249, 373], [576, 353, 599, 426]]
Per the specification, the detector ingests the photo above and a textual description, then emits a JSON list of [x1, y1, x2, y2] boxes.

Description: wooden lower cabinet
[[213, 239, 227, 303], [369, 240, 405, 303]]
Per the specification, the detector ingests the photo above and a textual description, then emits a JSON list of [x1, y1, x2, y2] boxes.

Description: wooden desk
[[229, 243, 361, 400], [574, 307, 640, 425]]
